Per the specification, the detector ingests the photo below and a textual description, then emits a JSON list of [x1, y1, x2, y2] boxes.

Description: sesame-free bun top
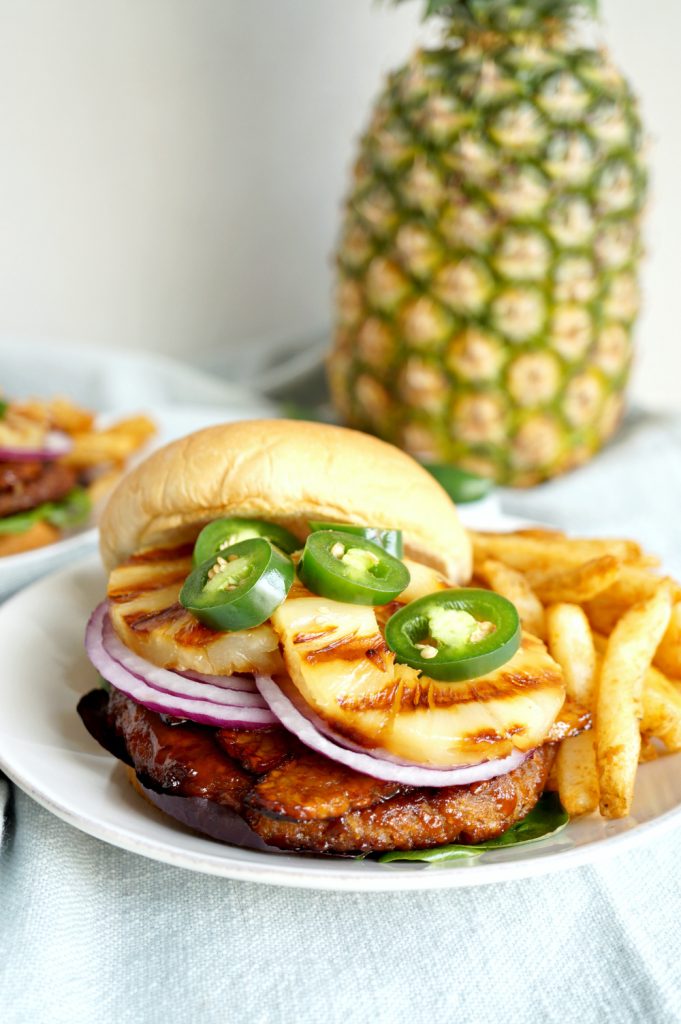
[[99, 419, 472, 582]]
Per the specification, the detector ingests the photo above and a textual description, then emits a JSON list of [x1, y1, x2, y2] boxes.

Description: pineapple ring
[[108, 547, 565, 769]]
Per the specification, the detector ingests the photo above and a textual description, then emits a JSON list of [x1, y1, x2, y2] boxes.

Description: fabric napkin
[[1, 343, 681, 1022]]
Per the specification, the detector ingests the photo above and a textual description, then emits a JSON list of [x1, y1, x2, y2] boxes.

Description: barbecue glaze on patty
[[0, 461, 77, 518], [79, 686, 555, 854]]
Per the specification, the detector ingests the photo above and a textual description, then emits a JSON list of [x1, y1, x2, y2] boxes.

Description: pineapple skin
[[329, 30, 646, 486]]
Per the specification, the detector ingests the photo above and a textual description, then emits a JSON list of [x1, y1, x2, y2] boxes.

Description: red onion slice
[[0, 430, 74, 462], [255, 674, 528, 787], [84, 604, 277, 728], [101, 612, 266, 709], [177, 669, 257, 692]]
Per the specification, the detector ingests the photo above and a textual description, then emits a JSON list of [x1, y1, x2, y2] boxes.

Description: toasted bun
[[100, 419, 471, 582]]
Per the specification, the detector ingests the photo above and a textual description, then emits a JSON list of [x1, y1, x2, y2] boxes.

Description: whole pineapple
[[328, 0, 646, 486]]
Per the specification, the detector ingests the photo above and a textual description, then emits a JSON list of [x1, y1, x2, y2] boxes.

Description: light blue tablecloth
[[1, 346, 680, 1022]]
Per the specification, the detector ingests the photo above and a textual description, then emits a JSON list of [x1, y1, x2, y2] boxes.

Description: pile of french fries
[[472, 528, 681, 820], [12, 396, 156, 505]]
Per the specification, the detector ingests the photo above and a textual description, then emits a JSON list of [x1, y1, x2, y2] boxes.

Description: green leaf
[[378, 792, 569, 863], [0, 486, 91, 535], [0, 505, 44, 535], [0, 399, 8, 420], [280, 401, 324, 423], [423, 463, 494, 504], [44, 486, 91, 529]]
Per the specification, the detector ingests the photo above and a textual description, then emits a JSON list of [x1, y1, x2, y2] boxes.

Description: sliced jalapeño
[[308, 521, 403, 558], [192, 516, 300, 566], [180, 537, 294, 631], [298, 530, 410, 606], [385, 588, 520, 681]]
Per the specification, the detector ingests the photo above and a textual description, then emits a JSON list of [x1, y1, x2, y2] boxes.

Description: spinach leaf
[[44, 486, 91, 529], [0, 486, 91, 535]]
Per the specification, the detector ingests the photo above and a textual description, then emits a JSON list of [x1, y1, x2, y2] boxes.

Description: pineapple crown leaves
[[398, 0, 598, 29]]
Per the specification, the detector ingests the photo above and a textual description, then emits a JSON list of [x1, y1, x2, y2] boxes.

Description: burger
[[0, 397, 89, 557], [79, 419, 583, 856]]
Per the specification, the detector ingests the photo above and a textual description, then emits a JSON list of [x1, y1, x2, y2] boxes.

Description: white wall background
[[0, 0, 678, 408]]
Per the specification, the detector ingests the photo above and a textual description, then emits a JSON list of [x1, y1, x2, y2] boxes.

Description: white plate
[[0, 400, 275, 600], [2, 533, 681, 891]]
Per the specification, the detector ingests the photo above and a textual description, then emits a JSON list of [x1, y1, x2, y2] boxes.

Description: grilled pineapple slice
[[400, 559, 449, 602], [271, 589, 565, 768], [107, 545, 283, 676]]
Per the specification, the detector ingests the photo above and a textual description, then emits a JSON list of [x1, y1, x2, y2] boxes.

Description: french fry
[[471, 532, 642, 575], [546, 604, 599, 815], [0, 520, 60, 556], [477, 559, 545, 639], [597, 583, 673, 819], [555, 733, 600, 814], [633, 555, 662, 570], [584, 574, 681, 638], [653, 602, 681, 679], [13, 396, 95, 432], [45, 397, 95, 433], [546, 604, 597, 706], [639, 736, 660, 762], [591, 631, 607, 655], [62, 434, 137, 467], [62, 415, 156, 468], [530, 555, 621, 605], [103, 415, 156, 442], [594, 569, 681, 608], [511, 528, 566, 540], [583, 596, 626, 636], [641, 665, 681, 753]]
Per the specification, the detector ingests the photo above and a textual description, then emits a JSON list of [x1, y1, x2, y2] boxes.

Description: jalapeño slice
[[180, 537, 294, 631], [308, 521, 403, 558], [423, 464, 493, 505], [192, 517, 300, 566], [385, 588, 520, 682], [298, 530, 410, 606]]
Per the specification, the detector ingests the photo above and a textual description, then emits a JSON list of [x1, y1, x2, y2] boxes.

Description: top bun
[[99, 419, 472, 582]]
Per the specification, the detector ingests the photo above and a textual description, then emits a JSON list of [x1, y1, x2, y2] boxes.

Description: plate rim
[[0, 523, 98, 570], [2, 547, 681, 892]]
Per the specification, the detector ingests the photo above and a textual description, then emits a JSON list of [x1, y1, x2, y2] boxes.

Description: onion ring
[[84, 604, 277, 728], [255, 674, 528, 786], [0, 431, 74, 462]]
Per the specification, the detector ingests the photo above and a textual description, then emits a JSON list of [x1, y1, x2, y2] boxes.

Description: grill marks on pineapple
[[172, 616, 225, 648], [300, 630, 391, 671], [108, 568, 190, 605], [340, 661, 562, 714], [123, 603, 186, 633], [128, 543, 195, 564], [107, 545, 283, 676], [107, 544, 572, 767], [270, 591, 568, 767]]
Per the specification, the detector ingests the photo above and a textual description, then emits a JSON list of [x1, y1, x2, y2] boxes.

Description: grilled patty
[[78, 687, 554, 854], [0, 461, 77, 518]]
